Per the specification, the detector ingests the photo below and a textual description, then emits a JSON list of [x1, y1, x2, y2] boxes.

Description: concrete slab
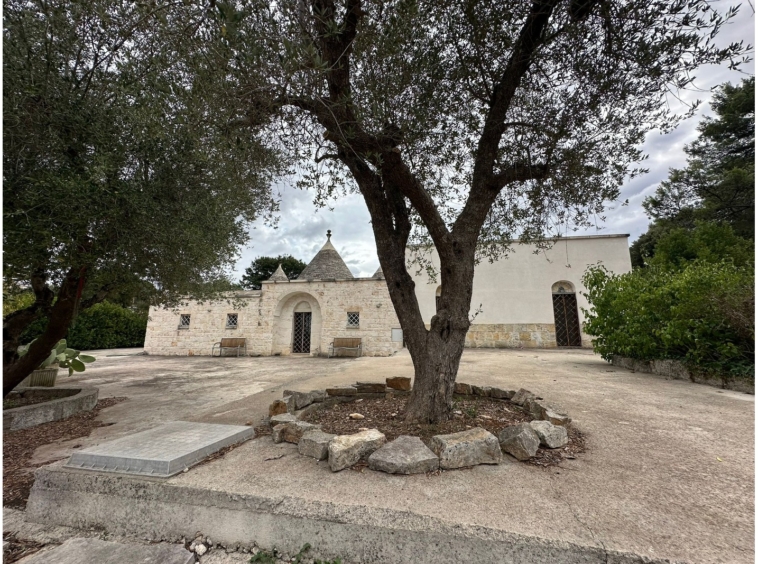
[[65, 421, 254, 477], [20, 537, 193, 564]]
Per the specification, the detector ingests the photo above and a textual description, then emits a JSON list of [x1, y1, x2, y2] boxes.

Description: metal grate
[[293, 312, 312, 353], [178, 314, 191, 329], [552, 293, 582, 347], [347, 312, 360, 327], [226, 313, 238, 329]]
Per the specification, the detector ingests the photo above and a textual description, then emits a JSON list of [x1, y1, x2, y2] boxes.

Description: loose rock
[[472, 385, 492, 397], [282, 390, 316, 410], [430, 427, 502, 469], [348, 413, 365, 420], [328, 429, 386, 472], [544, 409, 572, 426], [368, 436, 439, 474], [272, 421, 319, 444], [454, 382, 472, 395], [511, 388, 536, 406], [310, 389, 328, 402], [298, 429, 336, 460], [386, 376, 412, 391], [490, 388, 516, 400], [326, 386, 357, 397], [269, 413, 298, 428], [355, 382, 386, 393], [268, 398, 291, 417], [498, 423, 540, 460], [530, 420, 569, 449]]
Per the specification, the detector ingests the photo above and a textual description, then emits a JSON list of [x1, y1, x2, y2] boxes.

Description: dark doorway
[[552, 293, 582, 347], [292, 312, 312, 353]]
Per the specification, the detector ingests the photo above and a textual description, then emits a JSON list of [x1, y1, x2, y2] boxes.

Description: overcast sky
[[233, 7, 755, 280]]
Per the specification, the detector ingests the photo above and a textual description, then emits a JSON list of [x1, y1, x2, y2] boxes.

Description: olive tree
[[3, 0, 280, 394], [217, 0, 748, 422]]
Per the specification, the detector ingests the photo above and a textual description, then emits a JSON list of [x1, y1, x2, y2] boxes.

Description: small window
[[226, 313, 238, 329], [347, 312, 360, 328], [178, 314, 191, 329]]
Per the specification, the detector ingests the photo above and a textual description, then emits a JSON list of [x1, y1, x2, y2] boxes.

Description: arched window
[[551, 281, 581, 346], [435, 286, 442, 312]]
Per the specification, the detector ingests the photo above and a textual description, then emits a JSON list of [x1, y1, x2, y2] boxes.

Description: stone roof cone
[[299, 230, 355, 280], [372, 266, 384, 279], [267, 264, 289, 282]]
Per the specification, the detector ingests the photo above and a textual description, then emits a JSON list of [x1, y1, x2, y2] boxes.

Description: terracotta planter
[[20, 366, 59, 388]]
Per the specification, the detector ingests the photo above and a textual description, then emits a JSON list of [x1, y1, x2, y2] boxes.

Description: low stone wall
[[4, 387, 99, 431], [611, 356, 754, 394]]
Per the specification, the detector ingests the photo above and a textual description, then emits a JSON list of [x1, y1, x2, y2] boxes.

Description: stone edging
[[267, 379, 572, 474], [611, 355, 754, 394], [3, 387, 99, 431]]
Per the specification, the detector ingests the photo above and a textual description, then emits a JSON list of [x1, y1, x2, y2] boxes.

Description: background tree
[[631, 77, 755, 266], [3, 0, 280, 395], [240, 256, 307, 290], [216, 0, 747, 422]]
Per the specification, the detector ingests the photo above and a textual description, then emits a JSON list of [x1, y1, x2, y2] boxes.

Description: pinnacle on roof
[[299, 230, 355, 280], [267, 264, 289, 282], [372, 266, 384, 279]]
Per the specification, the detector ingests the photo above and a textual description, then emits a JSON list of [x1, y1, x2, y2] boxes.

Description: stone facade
[[144, 233, 631, 355], [144, 278, 403, 357]]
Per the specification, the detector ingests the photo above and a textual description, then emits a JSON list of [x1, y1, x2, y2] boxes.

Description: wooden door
[[292, 312, 312, 353], [552, 293, 582, 347]]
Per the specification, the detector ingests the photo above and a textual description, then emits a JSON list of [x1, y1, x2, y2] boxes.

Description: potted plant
[[16, 339, 96, 387]]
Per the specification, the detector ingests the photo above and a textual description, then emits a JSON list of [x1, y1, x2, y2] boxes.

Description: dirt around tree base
[[3, 397, 127, 509], [302, 395, 585, 468]]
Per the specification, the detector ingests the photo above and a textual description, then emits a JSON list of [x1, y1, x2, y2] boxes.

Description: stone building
[[143, 232, 631, 356]]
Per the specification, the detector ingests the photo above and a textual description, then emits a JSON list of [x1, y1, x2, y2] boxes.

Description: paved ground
[[8, 347, 756, 563]]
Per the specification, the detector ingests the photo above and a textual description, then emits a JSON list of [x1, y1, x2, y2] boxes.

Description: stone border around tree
[[3, 387, 99, 431], [266, 378, 572, 475]]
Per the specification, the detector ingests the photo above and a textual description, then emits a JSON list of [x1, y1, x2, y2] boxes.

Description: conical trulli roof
[[372, 266, 384, 279], [299, 231, 354, 280], [267, 264, 289, 282]]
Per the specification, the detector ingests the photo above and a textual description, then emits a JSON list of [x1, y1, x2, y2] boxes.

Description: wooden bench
[[212, 338, 247, 357], [329, 337, 362, 358]]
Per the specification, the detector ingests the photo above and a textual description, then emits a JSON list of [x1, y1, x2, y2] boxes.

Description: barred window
[[226, 313, 238, 329], [347, 312, 360, 327], [178, 314, 191, 329]]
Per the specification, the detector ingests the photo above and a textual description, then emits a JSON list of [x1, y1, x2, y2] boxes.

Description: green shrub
[[582, 260, 754, 379], [20, 301, 148, 350]]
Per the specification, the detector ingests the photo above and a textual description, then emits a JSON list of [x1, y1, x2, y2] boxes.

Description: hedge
[[20, 301, 148, 350], [582, 260, 754, 380]]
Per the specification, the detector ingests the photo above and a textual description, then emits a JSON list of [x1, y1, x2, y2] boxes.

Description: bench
[[212, 338, 247, 357], [329, 337, 362, 358]]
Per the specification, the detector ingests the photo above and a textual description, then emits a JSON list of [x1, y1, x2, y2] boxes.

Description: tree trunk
[[3, 268, 84, 397], [403, 318, 469, 423], [3, 270, 55, 369]]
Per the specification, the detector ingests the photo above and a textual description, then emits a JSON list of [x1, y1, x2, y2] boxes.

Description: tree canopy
[[212, 0, 747, 421], [240, 255, 307, 289], [2, 0, 280, 393], [632, 77, 755, 266]]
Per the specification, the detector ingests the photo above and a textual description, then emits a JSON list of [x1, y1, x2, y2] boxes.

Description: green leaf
[[40, 350, 58, 368], [79, 355, 96, 363], [56, 352, 68, 362], [55, 340, 67, 354], [70, 359, 86, 372], [65, 348, 78, 357]]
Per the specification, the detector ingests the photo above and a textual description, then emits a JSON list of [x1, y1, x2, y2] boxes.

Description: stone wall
[[463, 323, 591, 349], [144, 279, 402, 357], [611, 355, 754, 394]]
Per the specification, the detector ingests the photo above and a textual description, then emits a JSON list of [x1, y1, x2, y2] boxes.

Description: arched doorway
[[272, 292, 322, 355], [551, 281, 582, 347], [292, 301, 312, 353]]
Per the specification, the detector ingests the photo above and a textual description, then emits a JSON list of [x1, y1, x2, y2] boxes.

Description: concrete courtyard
[[11, 347, 756, 563]]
